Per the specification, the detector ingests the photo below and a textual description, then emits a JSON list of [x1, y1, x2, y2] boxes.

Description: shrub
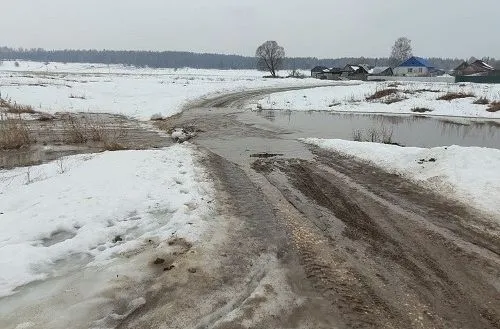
[[411, 107, 433, 113], [487, 102, 500, 113], [352, 129, 363, 141], [366, 88, 398, 101], [62, 114, 128, 150], [68, 94, 86, 100], [383, 96, 406, 104], [0, 97, 35, 114], [437, 92, 475, 101], [473, 97, 489, 105], [351, 127, 396, 145], [0, 115, 32, 149]]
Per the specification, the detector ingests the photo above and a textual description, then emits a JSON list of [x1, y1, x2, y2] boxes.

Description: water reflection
[[257, 110, 500, 149]]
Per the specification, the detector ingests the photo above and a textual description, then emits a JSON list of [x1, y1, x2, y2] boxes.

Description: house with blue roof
[[393, 56, 434, 77]]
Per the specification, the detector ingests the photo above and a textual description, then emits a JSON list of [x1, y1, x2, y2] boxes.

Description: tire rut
[[253, 157, 500, 329]]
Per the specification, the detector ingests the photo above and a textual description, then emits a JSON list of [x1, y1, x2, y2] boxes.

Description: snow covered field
[[258, 81, 500, 119], [0, 144, 214, 298], [302, 138, 500, 217], [0, 60, 323, 120]]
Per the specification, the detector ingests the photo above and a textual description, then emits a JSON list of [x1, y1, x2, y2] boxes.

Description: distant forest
[[0, 47, 498, 71]]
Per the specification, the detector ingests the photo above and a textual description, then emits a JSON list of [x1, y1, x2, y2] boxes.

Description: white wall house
[[393, 57, 431, 77]]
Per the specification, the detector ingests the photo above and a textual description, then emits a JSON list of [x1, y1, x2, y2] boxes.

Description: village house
[[340, 64, 369, 80], [453, 59, 496, 76], [310, 66, 347, 80], [369, 66, 393, 76], [310, 66, 329, 79], [324, 67, 343, 80], [393, 56, 434, 77]]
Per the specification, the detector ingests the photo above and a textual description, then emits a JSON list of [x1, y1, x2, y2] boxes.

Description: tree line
[[0, 46, 497, 71]]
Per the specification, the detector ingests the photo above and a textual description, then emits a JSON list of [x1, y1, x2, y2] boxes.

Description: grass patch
[[366, 88, 398, 101], [62, 114, 128, 150], [383, 96, 406, 104], [437, 92, 475, 101], [351, 127, 396, 145], [473, 97, 490, 105], [487, 101, 500, 113], [416, 88, 441, 93], [352, 129, 363, 141], [411, 107, 433, 113], [0, 97, 35, 114], [0, 115, 32, 150]]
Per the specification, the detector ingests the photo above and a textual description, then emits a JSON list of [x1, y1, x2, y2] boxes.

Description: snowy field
[[0, 60, 324, 120], [302, 138, 500, 218], [258, 81, 500, 119], [0, 144, 214, 298]]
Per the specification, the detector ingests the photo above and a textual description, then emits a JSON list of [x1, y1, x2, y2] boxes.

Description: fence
[[455, 75, 500, 84], [367, 76, 455, 83]]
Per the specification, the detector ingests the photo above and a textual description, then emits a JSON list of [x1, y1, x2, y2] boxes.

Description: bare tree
[[256, 41, 285, 77], [389, 37, 412, 67]]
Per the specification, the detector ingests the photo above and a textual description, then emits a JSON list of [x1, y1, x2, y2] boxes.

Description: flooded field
[[247, 110, 500, 149]]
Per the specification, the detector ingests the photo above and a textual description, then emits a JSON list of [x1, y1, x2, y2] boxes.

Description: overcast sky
[[2, 0, 498, 59]]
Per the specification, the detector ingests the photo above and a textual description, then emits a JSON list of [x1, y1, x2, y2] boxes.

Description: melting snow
[[0, 144, 214, 298], [258, 81, 500, 119]]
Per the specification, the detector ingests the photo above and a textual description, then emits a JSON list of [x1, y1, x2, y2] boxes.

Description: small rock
[[188, 267, 197, 273], [113, 235, 123, 243], [164, 265, 175, 271], [153, 258, 165, 265], [428, 158, 436, 162]]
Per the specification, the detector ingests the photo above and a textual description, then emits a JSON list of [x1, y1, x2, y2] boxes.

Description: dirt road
[[108, 88, 500, 329]]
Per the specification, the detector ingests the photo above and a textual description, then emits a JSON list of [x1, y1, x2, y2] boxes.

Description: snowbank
[[259, 82, 500, 119], [0, 145, 214, 297], [301, 138, 500, 217], [0, 61, 325, 120]]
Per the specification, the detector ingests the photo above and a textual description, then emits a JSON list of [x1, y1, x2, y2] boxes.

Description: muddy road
[[118, 88, 500, 329]]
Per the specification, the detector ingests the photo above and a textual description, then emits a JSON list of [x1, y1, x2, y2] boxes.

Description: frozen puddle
[[0, 145, 215, 328]]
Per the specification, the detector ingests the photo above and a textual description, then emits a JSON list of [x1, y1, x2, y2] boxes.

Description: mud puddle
[[1, 112, 171, 169]]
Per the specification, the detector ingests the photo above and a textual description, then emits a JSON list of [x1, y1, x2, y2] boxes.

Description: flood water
[[249, 110, 500, 149]]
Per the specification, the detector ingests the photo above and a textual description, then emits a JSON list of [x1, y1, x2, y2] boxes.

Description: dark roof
[[454, 61, 469, 71], [343, 64, 368, 74], [397, 56, 432, 68], [471, 60, 495, 71], [453, 60, 495, 75], [311, 66, 328, 72], [328, 67, 343, 73]]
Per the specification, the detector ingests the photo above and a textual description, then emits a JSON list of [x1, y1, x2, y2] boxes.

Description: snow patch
[[0, 145, 214, 297], [0, 61, 327, 120], [259, 82, 500, 119]]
